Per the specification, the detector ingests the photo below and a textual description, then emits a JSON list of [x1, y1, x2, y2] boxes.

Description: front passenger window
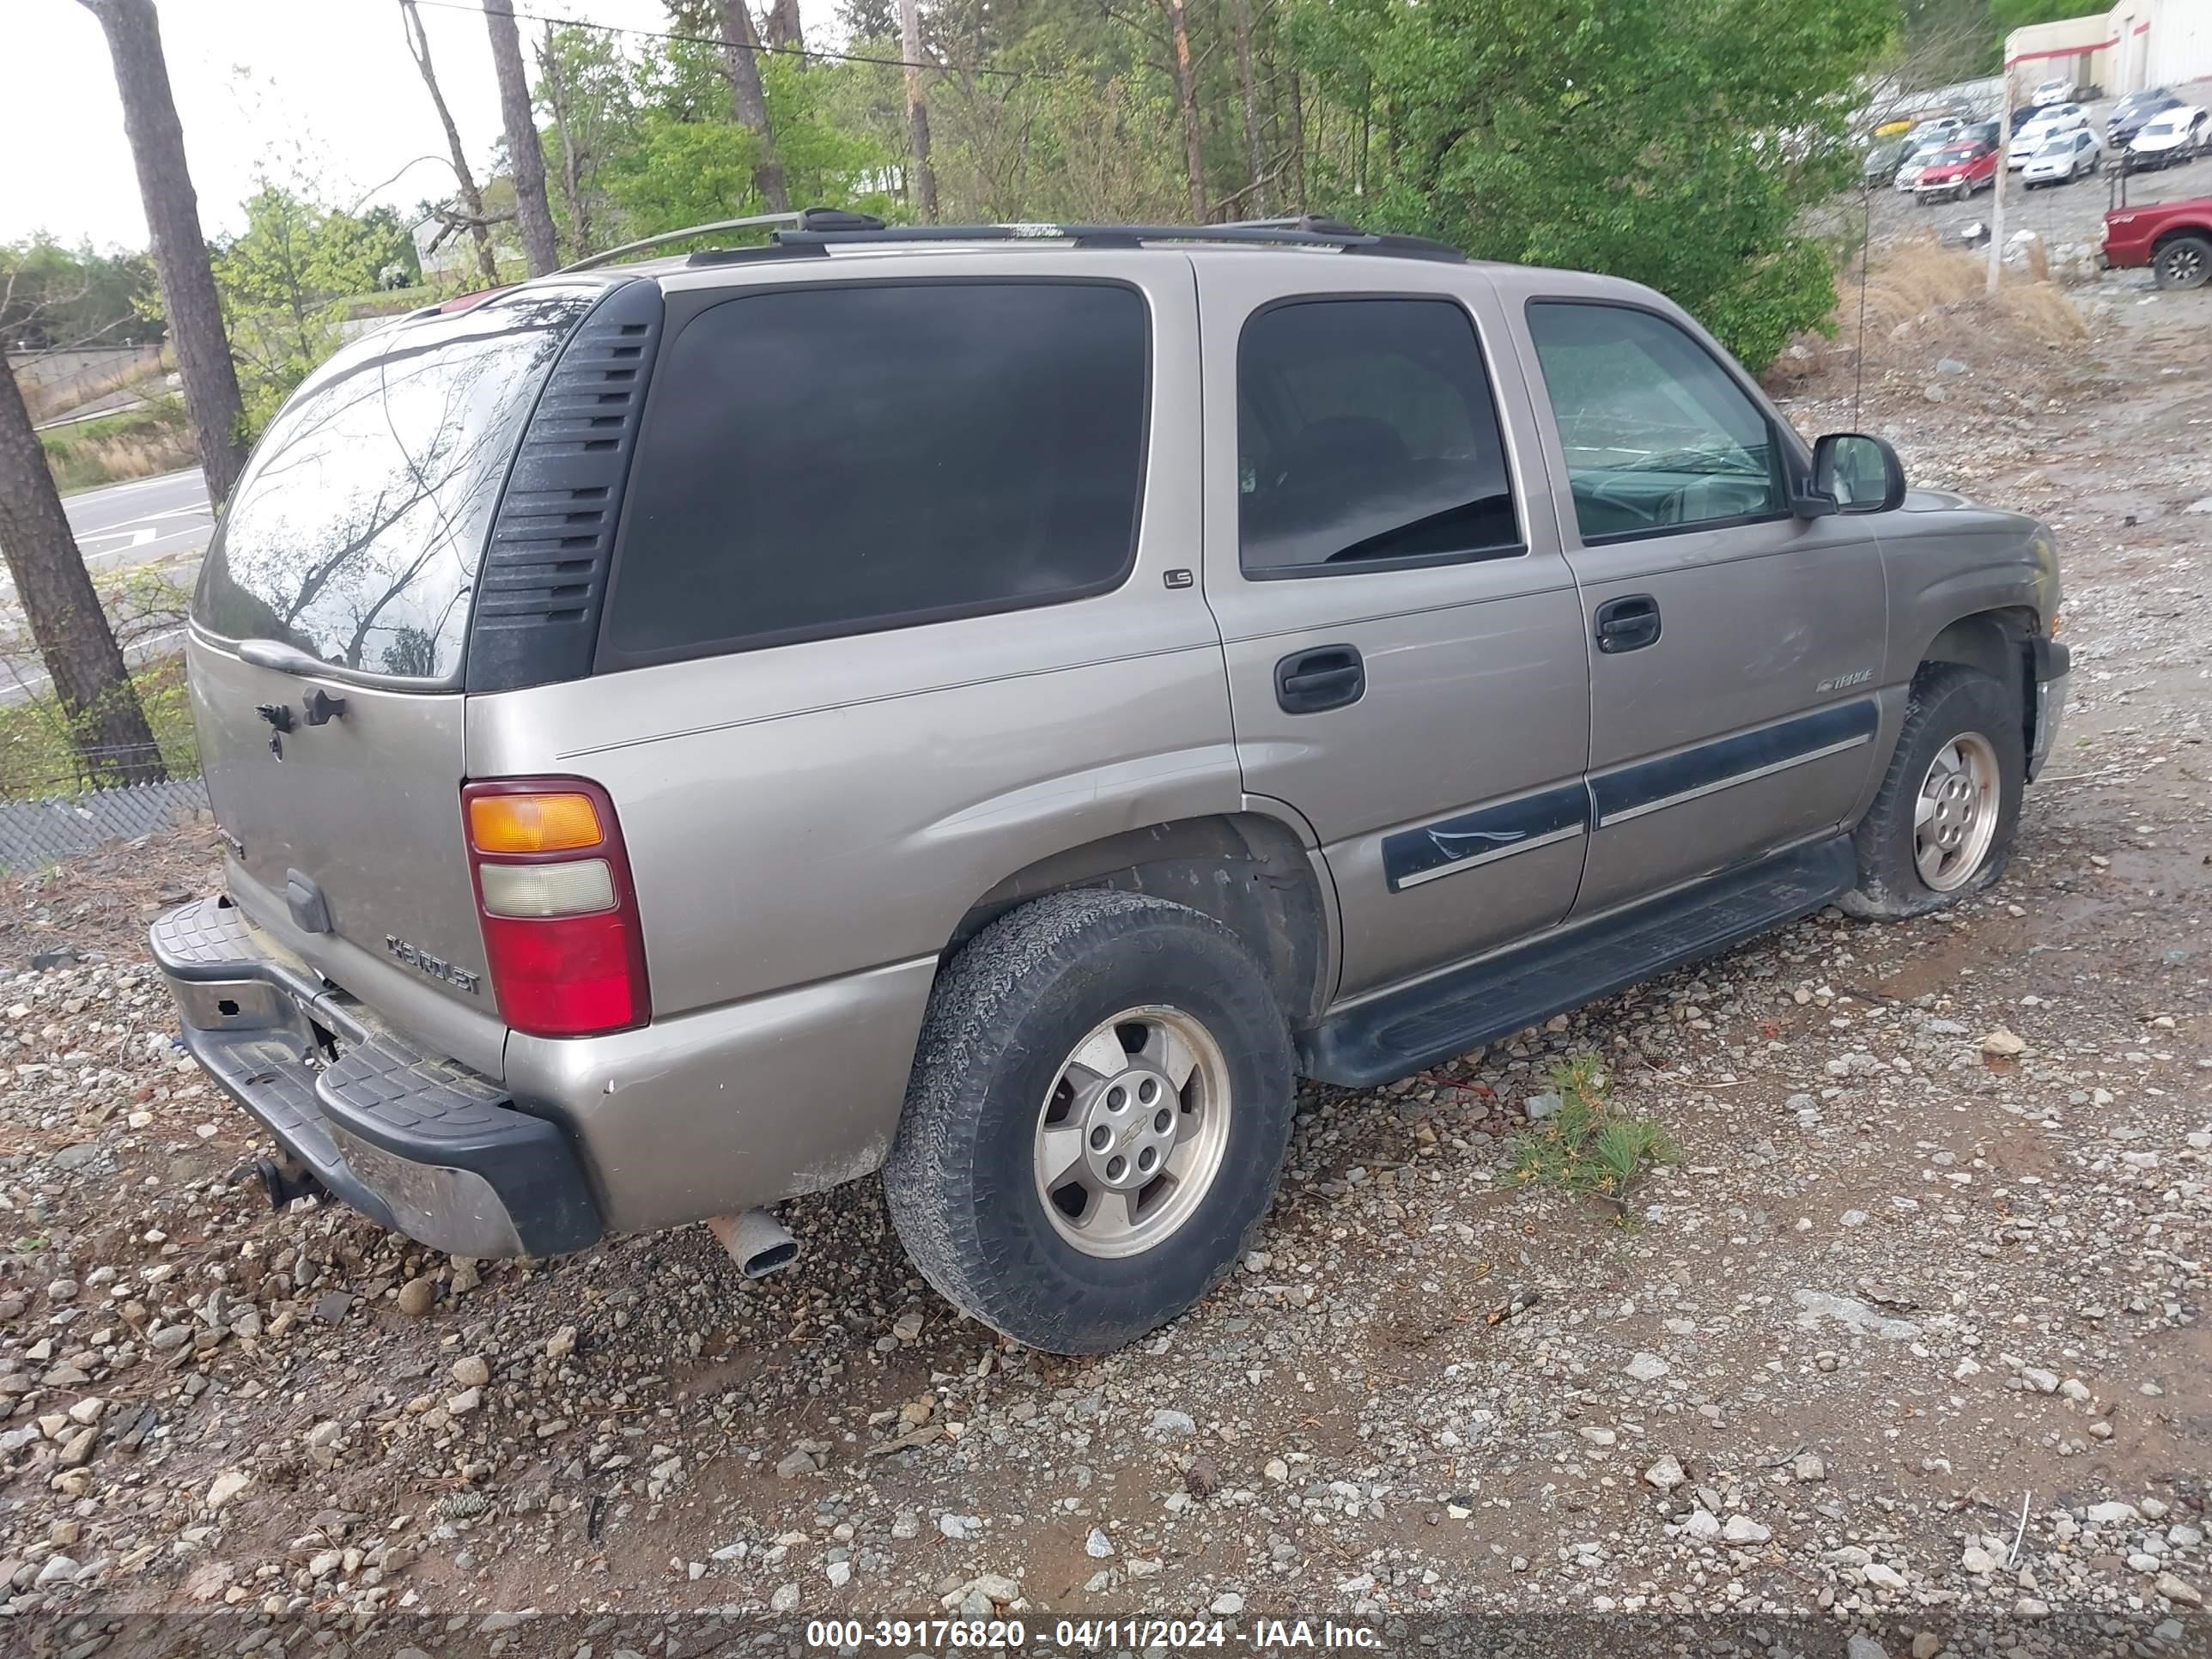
[[1527, 301, 1786, 544]]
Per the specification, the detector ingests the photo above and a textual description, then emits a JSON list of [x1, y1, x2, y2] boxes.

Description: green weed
[[1505, 1051, 1677, 1223]]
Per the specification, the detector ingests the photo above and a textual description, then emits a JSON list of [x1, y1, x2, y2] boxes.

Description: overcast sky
[[1, 0, 678, 250]]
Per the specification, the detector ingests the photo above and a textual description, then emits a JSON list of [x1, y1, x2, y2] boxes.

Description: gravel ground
[[0, 244, 2208, 1659]]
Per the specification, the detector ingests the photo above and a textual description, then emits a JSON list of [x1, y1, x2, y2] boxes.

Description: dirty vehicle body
[[154, 213, 2069, 1352]]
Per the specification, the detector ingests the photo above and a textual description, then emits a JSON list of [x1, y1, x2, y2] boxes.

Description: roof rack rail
[[757, 218, 1466, 263], [556, 207, 885, 273]]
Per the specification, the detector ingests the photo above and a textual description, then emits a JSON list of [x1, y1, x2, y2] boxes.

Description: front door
[[1504, 285, 1887, 917], [1196, 261, 1591, 1001]]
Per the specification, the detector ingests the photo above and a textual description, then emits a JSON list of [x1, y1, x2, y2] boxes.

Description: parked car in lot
[[1905, 116, 1966, 149], [2032, 76, 2076, 107], [1916, 139, 2000, 201], [2010, 104, 2087, 167], [1894, 143, 1947, 192], [1961, 118, 2002, 147], [1863, 137, 1917, 185], [152, 210, 2071, 1353], [2108, 87, 2180, 146], [2021, 128, 2103, 187], [2127, 105, 2209, 170], [2104, 191, 2212, 288]]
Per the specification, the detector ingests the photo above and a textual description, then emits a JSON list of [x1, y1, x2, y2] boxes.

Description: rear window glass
[[193, 286, 598, 679], [601, 282, 1148, 664]]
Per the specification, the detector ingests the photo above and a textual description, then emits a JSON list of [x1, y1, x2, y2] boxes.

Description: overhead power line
[[404, 0, 1077, 83]]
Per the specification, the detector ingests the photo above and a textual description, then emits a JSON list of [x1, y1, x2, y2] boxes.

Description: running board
[[1299, 836, 1856, 1088]]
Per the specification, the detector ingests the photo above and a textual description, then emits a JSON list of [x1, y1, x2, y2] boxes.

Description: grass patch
[[40, 398, 197, 495], [1506, 1052, 1677, 1222], [0, 653, 198, 800]]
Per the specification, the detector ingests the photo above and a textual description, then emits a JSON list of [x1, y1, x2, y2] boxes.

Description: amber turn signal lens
[[467, 792, 603, 854]]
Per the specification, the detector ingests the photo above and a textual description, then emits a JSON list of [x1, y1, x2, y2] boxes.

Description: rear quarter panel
[[466, 252, 1243, 1229]]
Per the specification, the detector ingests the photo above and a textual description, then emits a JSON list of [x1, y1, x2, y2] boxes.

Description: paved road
[[0, 467, 212, 702], [59, 466, 214, 574]]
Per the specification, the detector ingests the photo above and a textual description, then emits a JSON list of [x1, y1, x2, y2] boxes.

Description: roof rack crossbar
[[556, 208, 886, 273], [767, 221, 1466, 262]]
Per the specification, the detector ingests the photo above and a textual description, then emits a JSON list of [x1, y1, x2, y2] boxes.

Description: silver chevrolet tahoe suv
[[152, 210, 2068, 1354]]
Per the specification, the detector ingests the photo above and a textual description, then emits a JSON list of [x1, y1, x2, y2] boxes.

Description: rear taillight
[[463, 778, 649, 1037]]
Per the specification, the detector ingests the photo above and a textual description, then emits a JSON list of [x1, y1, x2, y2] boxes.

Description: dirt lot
[[0, 231, 2208, 1658]]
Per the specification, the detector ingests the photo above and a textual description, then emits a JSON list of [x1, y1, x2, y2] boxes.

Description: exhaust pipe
[[708, 1209, 799, 1279], [252, 1152, 326, 1212]]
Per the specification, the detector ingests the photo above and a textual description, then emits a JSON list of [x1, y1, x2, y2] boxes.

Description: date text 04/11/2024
[[803, 1619, 1382, 1650]]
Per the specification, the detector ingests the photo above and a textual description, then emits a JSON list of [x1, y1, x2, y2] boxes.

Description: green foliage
[[1505, 1053, 1677, 1220], [1988, 0, 2083, 27], [211, 186, 409, 437], [1283, 0, 1898, 369], [0, 238, 161, 351], [0, 650, 198, 801]]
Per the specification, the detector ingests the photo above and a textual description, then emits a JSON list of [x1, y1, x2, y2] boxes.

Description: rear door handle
[[1594, 594, 1662, 654], [1274, 644, 1365, 714]]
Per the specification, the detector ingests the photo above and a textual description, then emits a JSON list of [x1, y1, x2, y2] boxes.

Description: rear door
[[1502, 276, 1886, 919], [1196, 257, 1591, 1002], [187, 283, 608, 1074]]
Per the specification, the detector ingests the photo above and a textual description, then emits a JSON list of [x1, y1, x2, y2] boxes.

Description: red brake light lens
[[462, 777, 650, 1038]]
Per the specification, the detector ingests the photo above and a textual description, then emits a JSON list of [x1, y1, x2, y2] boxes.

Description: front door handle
[[1274, 644, 1365, 714], [1594, 594, 1662, 654]]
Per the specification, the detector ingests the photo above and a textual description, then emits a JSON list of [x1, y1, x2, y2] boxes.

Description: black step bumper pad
[[149, 896, 601, 1258]]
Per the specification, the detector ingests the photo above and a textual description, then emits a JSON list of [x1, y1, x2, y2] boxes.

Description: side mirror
[[1809, 431, 1907, 515]]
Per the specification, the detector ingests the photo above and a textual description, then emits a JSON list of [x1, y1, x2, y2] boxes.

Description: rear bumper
[[150, 896, 601, 1258]]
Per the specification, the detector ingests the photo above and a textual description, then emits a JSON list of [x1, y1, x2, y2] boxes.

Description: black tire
[[2154, 234, 2212, 291], [1841, 664, 2024, 921], [883, 889, 1297, 1354]]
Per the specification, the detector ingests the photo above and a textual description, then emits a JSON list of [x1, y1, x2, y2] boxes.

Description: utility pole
[[1989, 52, 2013, 295]]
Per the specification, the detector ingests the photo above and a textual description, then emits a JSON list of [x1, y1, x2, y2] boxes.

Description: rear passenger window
[[1526, 301, 1785, 544], [1237, 298, 1520, 574], [603, 282, 1147, 663]]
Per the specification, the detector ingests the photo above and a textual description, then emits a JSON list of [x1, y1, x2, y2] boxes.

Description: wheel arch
[[2150, 221, 2212, 255], [1917, 605, 2038, 754], [945, 812, 1334, 1026]]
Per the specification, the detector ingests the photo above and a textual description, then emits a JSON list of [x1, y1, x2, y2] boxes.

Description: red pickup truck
[[2101, 192, 2212, 289]]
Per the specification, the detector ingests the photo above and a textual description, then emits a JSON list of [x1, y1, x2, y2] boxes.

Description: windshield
[[2142, 118, 2180, 137], [2035, 135, 2073, 155], [194, 284, 602, 681], [1933, 145, 1978, 165]]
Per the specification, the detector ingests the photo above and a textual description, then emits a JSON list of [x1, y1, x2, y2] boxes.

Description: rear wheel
[[2154, 234, 2212, 291], [884, 890, 1297, 1353], [1841, 664, 2024, 921]]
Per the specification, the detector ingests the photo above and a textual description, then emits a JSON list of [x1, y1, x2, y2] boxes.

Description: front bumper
[[2028, 637, 2070, 782], [150, 896, 601, 1257]]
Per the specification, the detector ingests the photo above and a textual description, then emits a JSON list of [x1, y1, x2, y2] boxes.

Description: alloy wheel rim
[[1913, 732, 2000, 891], [2166, 246, 2205, 283], [1032, 1005, 1231, 1259]]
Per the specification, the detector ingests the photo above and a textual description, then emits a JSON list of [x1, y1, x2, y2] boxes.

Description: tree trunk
[[897, 0, 938, 221], [1165, 0, 1208, 222], [80, 0, 247, 507], [716, 0, 791, 210], [0, 362, 165, 787], [484, 0, 559, 276], [1230, 0, 1265, 217], [400, 0, 499, 285], [537, 25, 592, 258], [1287, 70, 1306, 211], [765, 0, 804, 55]]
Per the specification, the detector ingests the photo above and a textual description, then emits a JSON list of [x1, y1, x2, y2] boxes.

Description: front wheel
[[884, 890, 1297, 1353], [1841, 665, 2024, 921], [2154, 234, 2212, 290]]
